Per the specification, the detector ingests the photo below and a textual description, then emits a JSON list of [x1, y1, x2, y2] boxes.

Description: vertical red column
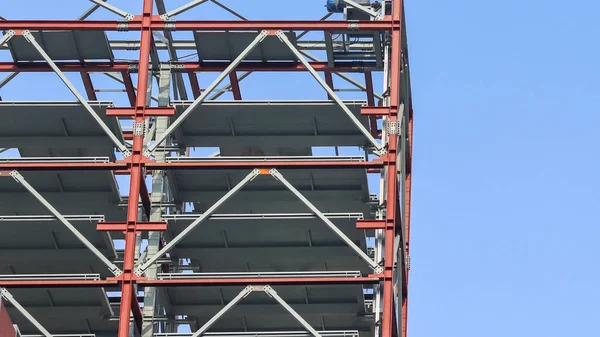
[[382, 2, 404, 337], [118, 1, 154, 337], [401, 105, 413, 337]]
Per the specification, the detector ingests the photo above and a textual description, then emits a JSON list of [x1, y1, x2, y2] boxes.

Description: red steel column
[[401, 106, 413, 337], [119, 1, 154, 337], [382, 2, 404, 337]]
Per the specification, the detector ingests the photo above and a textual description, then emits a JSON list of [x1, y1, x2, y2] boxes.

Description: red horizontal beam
[[147, 160, 384, 170], [106, 107, 175, 117], [0, 162, 126, 171], [357, 220, 386, 229], [0, 61, 357, 73], [361, 106, 390, 116], [0, 19, 393, 31], [0, 279, 118, 288], [97, 222, 168, 232], [139, 275, 382, 287]]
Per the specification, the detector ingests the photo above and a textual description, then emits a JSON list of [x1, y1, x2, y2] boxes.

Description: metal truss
[[10, 30, 130, 157], [136, 168, 380, 275], [189, 285, 323, 337], [0, 1, 413, 337], [5, 170, 122, 276]]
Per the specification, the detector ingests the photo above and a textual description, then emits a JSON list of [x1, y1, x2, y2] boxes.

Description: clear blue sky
[[1, 1, 599, 337]]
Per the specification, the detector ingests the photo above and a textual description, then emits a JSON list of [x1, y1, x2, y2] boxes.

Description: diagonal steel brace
[[135, 169, 262, 274], [1, 287, 52, 337], [276, 31, 385, 156], [270, 169, 382, 273], [146, 31, 269, 156], [190, 285, 324, 337], [88, 0, 134, 20], [0, 29, 15, 46], [9, 170, 122, 276], [22, 30, 130, 157], [160, 0, 211, 21]]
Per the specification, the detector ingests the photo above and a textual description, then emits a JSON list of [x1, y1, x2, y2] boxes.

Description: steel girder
[[0, 1, 413, 337]]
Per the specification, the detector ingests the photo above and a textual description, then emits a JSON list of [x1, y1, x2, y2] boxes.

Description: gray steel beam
[[146, 31, 268, 155], [8, 170, 122, 276], [141, 67, 173, 337], [136, 169, 261, 274], [104, 40, 374, 51]]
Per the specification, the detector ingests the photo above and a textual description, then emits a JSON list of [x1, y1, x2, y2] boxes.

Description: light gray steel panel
[[0, 171, 118, 193], [166, 285, 368, 333], [168, 168, 370, 213], [18, 147, 115, 159], [187, 191, 373, 214], [171, 169, 367, 193], [194, 32, 298, 61], [4, 288, 117, 335], [166, 216, 369, 272], [7, 306, 117, 335], [174, 247, 370, 274], [172, 100, 370, 150], [0, 193, 124, 219], [7, 31, 113, 61], [167, 218, 365, 249], [0, 249, 116, 276], [169, 285, 363, 306], [0, 220, 107, 249], [0, 101, 121, 156], [0, 170, 124, 224]]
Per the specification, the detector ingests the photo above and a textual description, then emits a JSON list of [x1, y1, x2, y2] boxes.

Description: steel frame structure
[[0, 1, 413, 337]]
